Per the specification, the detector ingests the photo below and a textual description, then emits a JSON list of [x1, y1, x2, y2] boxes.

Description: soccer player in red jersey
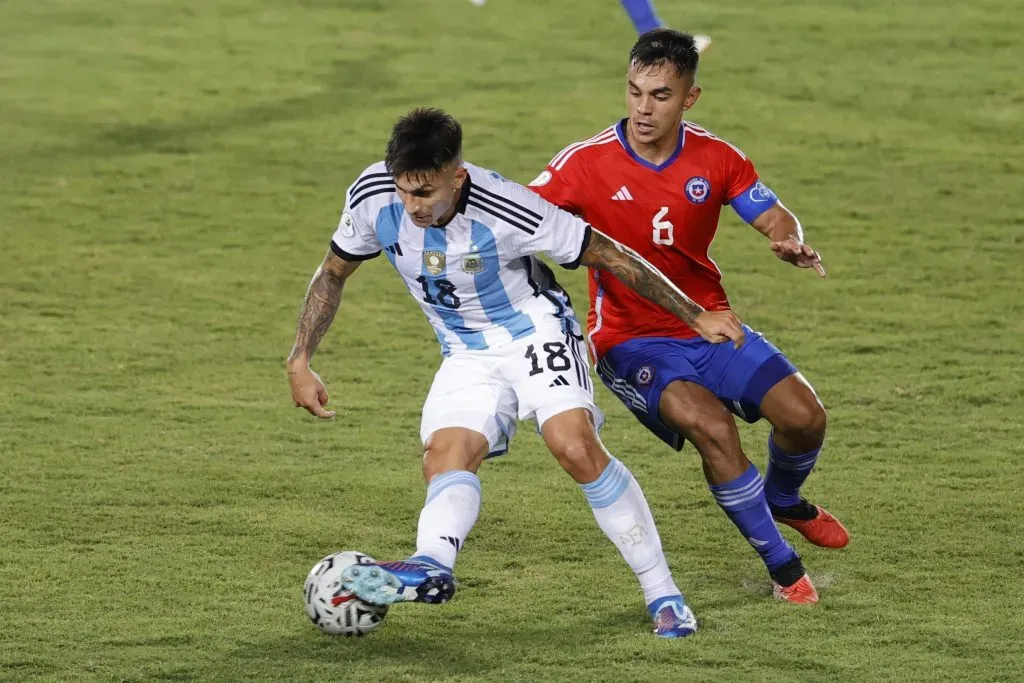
[[530, 29, 848, 604]]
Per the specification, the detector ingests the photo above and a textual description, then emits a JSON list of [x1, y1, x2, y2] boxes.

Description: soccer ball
[[303, 551, 389, 636]]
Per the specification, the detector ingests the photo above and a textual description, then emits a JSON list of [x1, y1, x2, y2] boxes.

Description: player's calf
[[707, 463, 804, 577], [763, 416, 849, 549], [761, 375, 830, 514], [348, 448, 485, 607], [541, 413, 687, 614], [760, 374, 827, 454], [421, 427, 490, 481], [542, 409, 610, 484], [658, 381, 750, 483]]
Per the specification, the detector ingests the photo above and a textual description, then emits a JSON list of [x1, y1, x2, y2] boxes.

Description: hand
[[770, 236, 827, 277], [288, 364, 335, 419], [692, 310, 746, 348]]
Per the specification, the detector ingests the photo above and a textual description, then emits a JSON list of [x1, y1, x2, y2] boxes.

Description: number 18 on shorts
[[419, 315, 601, 457]]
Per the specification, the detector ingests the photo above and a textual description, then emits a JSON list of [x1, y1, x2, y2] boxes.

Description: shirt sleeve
[[527, 157, 585, 215], [329, 179, 383, 261], [500, 178, 592, 269], [722, 145, 779, 224]]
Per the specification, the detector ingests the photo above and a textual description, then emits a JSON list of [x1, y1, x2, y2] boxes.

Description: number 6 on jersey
[[652, 207, 673, 246]]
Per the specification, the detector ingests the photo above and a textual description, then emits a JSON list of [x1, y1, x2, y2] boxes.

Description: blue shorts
[[595, 326, 797, 450]]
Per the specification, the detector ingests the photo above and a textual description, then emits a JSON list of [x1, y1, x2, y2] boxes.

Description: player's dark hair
[[385, 108, 463, 177], [630, 28, 699, 77]]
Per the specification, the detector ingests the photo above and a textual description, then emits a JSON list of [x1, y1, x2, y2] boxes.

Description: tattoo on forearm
[[580, 230, 704, 326], [288, 265, 346, 364]]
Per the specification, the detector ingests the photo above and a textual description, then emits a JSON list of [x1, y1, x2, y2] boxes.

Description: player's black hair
[[385, 108, 463, 177], [629, 28, 699, 77]]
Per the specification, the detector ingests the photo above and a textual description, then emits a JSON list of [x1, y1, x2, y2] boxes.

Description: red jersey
[[531, 119, 770, 359]]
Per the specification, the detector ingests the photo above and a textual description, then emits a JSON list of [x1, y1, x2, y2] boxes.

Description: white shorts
[[420, 315, 602, 456]]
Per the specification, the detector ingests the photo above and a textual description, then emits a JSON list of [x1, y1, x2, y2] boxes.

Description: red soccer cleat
[[774, 502, 850, 549], [773, 574, 819, 604]]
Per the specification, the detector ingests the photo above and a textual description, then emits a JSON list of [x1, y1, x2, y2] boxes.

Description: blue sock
[[620, 0, 662, 34], [708, 464, 797, 572], [764, 431, 821, 509]]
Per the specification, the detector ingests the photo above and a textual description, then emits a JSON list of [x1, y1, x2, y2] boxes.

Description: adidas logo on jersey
[[611, 186, 633, 201], [548, 375, 570, 387]]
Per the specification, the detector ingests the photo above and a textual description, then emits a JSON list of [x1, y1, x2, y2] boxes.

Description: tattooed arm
[[286, 251, 363, 418], [579, 229, 746, 347]]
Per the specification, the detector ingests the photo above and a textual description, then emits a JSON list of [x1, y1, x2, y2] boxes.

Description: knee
[[550, 437, 607, 484], [775, 396, 827, 442], [421, 445, 448, 481], [662, 400, 735, 457], [422, 429, 487, 480], [692, 415, 738, 459]]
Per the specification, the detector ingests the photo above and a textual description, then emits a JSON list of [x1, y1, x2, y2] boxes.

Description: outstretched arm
[[286, 251, 362, 418], [579, 229, 745, 347]]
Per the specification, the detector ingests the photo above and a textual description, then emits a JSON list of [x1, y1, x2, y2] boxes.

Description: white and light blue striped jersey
[[331, 161, 590, 356]]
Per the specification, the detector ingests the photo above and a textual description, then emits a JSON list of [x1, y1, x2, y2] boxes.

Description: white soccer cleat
[[694, 34, 712, 55]]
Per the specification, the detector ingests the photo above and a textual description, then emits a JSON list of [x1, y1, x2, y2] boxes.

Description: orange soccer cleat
[[773, 574, 819, 604], [773, 501, 850, 549]]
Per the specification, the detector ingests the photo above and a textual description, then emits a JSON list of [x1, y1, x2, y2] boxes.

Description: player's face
[[394, 164, 468, 228], [626, 62, 701, 146]]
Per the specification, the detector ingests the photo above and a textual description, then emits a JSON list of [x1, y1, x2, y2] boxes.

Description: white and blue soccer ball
[[303, 551, 389, 636]]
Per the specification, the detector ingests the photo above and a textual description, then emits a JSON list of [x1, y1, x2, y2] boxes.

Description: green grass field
[[2, 0, 1023, 680]]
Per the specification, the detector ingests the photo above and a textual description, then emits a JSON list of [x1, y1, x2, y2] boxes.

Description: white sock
[[413, 470, 481, 570], [580, 457, 680, 605]]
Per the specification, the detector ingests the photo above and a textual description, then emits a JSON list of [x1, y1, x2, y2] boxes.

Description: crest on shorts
[[684, 176, 711, 204], [423, 250, 446, 275], [636, 365, 654, 386], [461, 253, 485, 274]]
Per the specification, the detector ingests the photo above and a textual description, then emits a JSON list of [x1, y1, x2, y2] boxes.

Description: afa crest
[[423, 250, 446, 275], [461, 253, 485, 274], [684, 176, 711, 205]]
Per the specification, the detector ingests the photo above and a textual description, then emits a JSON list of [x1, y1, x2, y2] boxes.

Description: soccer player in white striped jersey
[[286, 108, 744, 637]]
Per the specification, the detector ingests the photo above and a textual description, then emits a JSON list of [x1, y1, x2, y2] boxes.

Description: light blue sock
[[413, 470, 481, 570], [581, 457, 681, 604]]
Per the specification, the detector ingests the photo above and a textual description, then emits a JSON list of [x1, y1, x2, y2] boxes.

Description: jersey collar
[[433, 172, 472, 228], [614, 119, 686, 172]]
